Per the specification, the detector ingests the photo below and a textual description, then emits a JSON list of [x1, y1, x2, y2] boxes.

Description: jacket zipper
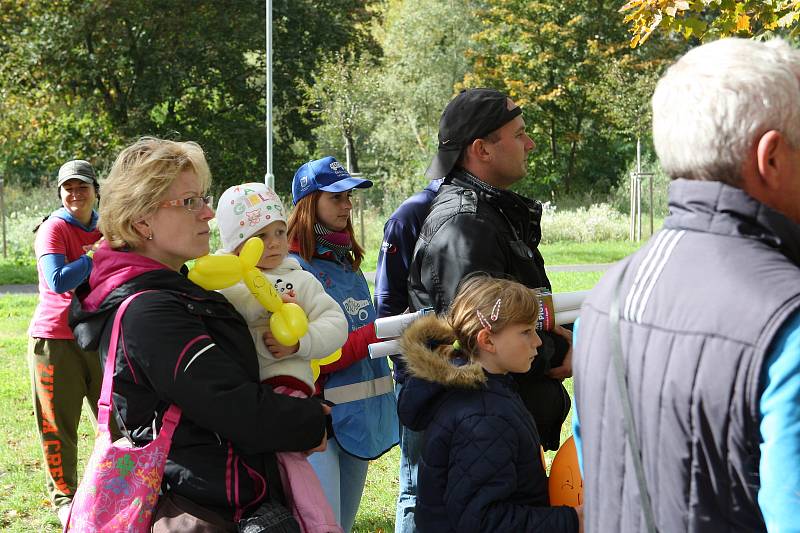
[[227, 441, 268, 522]]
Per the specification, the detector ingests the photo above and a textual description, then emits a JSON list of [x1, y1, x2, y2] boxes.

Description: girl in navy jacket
[[397, 275, 581, 533]]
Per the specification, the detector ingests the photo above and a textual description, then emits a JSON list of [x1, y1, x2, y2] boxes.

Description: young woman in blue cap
[[288, 156, 399, 532]]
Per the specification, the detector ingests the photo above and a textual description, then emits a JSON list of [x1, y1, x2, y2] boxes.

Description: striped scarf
[[314, 223, 352, 258]]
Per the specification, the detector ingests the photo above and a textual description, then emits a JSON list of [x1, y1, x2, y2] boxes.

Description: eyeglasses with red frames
[[159, 195, 214, 212]]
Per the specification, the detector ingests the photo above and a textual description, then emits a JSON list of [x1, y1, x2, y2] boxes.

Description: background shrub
[[541, 203, 630, 243]]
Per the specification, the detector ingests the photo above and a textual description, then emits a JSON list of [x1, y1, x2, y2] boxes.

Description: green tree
[[303, 0, 480, 208], [302, 49, 379, 174], [0, 1, 117, 183], [370, 0, 480, 198], [464, 0, 677, 199], [0, 0, 265, 189], [270, 0, 377, 189], [0, 0, 373, 194]]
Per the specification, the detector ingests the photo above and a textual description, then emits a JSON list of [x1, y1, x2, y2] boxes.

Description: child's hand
[[263, 329, 299, 358], [280, 292, 297, 305]]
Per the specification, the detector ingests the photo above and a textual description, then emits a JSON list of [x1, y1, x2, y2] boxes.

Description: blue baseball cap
[[291, 156, 373, 205]]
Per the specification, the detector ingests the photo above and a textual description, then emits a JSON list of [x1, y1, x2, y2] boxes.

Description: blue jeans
[[395, 382, 423, 533], [308, 437, 369, 533]]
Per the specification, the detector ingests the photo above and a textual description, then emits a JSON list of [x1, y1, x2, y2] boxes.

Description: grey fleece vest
[[574, 179, 800, 532]]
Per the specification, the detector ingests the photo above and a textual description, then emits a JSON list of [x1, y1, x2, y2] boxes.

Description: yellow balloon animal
[[310, 350, 341, 382], [189, 237, 309, 347], [189, 237, 342, 378]]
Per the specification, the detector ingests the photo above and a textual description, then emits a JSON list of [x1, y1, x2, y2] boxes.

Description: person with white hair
[[572, 38, 800, 532]]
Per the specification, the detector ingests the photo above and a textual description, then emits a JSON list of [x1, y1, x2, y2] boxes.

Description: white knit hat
[[216, 183, 287, 253]]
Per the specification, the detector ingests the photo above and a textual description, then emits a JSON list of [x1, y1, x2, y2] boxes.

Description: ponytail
[[423, 318, 462, 361], [400, 313, 487, 389], [33, 215, 49, 234]]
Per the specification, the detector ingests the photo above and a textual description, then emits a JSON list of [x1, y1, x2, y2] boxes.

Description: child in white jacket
[[216, 182, 347, 395], [216, 182, 346, 533]]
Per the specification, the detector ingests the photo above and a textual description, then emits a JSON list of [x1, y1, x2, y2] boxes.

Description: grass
[[541, 240, 642, 266], [0, 240, 643, 287], [0, 295, 96, 532], [0, 261, 37, 285], [548, 271, 605, 293], [0, 180, 651, 287]]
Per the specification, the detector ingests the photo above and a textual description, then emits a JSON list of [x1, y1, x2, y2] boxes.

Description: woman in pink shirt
[[27, 159, 105, 526]]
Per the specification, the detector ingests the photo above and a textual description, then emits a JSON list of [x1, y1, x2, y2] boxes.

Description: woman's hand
[[546, 325, 573, 380], [263, 329, 299, 358], [305, 403, 331, 455]]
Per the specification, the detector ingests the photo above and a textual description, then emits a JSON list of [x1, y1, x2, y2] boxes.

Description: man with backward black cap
[[392, 88, 573, 531], [406, 88, 573, 446]]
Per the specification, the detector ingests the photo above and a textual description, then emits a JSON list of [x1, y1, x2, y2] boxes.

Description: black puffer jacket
[[69, 245, 326, 522], [407, 168, 570, 450], [397, 316, 579, 533]]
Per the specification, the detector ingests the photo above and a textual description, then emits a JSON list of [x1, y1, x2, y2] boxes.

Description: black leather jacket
[[407, 168, 570, 450]]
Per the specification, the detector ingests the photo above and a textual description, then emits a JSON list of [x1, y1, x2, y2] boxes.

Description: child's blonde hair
[[402, 275, 540, 364], [399, 275, 540, 388], [448, 275, 540, 359]]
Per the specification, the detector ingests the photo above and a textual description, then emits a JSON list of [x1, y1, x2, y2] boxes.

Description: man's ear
[[750, 130, 785, 193], [466, 138, 492, 164], [475, 328, 495, 353]]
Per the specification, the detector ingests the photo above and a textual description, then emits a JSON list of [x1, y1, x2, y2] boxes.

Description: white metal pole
[[629, 172, 635, 241], [264, 0, 275, 190], [636, 136, 642, 176], [636, 137, 642, 241], [636, 176, 642, 241]]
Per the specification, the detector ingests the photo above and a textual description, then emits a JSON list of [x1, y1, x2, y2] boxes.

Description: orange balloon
[[548, 436, 583, 508]]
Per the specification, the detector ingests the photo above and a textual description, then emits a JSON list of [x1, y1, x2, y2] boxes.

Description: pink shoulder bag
[[65, 291, 182, 532]]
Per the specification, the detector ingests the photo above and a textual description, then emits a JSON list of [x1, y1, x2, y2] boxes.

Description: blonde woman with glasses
[[71, 137, 328, 531]]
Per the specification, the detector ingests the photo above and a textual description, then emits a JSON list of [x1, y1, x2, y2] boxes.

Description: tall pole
[[629, 172, 634, 241], [344, 146, 366, 248], [264, 0, 275, 190], [636, 137, 642, 241]]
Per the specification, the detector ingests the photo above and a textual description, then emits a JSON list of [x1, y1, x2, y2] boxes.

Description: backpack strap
[[609, 265, 658, 533]]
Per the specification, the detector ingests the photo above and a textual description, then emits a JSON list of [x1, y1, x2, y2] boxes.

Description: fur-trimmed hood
[[400, 315, 485, 388], [397, 315, 490, 432]]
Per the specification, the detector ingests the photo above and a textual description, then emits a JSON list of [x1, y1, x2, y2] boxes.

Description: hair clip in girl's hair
[[476, 299, 502, 331], [490, 298, 502, 321], [476, 310, 492, 330]]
